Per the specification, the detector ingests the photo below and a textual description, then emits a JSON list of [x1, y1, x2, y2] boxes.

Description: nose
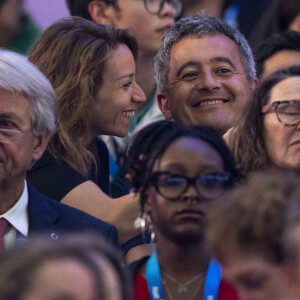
[[159, 0, 176, 18], [132, 82, 146, 104], [196, 71, 221, 92], [182, 183, 200, 204]]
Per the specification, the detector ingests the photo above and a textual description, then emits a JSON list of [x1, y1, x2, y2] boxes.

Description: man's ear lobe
[[88, 0, 115, 25], [157, 93, 173, 120], [32, 132, 50, 163]]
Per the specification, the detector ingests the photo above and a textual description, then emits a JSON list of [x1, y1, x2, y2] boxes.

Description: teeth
[[122, 111, 135, 118], [199, 100, 224, 107]]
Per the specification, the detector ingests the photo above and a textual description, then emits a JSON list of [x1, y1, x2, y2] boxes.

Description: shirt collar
[[1, 180, 29, 237]]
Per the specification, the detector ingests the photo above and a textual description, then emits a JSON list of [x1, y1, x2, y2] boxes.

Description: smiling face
[[263, 76, 300, 168], [222, 249, 288, 300], [0, 89, 48, 194], [90, 44, 146, 138], [158, 35, 255, 134], [144, 136, 224, 244]]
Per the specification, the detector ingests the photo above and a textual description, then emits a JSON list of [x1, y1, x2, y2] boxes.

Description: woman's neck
[[156, 237, 211, 280]]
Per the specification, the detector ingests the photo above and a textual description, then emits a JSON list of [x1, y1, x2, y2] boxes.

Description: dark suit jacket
[[26, 183, 118, 245]]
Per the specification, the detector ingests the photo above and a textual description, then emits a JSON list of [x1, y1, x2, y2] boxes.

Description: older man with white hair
[[0, 49, 117, 249]]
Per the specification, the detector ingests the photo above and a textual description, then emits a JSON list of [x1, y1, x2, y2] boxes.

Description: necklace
[[163, 270, 204, 294], [162, 276, 203, 300]]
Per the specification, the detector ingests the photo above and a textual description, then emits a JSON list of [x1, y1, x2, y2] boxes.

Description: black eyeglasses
[[150, 171, 231, 201], [143, 0, 182, 18], [262, 100, 300, 126]]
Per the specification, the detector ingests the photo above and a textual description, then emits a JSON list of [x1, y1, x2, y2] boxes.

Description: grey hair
[[154, 13, 257, 94], [0, 49, 57, 136]]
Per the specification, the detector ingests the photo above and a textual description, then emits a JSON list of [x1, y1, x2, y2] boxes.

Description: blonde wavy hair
[[28, 17, 137, 176]]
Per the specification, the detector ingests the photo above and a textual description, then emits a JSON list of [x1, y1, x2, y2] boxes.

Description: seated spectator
[[127, 120, 240, 299], [255, 30, 300, 79], [0, 233, 131, 300], [154, 14, 257, 135], [0, 0, 41, 54], [228, 65, 300, 177], [206, 169, 298, 299], [0, 49, 117, 248], [27, 17, 146, 245]]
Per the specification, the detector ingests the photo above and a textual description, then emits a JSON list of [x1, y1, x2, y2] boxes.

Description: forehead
[[262, 50, 300, 79], [103, 44, 135, 76], [157, 136, 224, 171], [168, 34, 244, 75], [269, 76, 300, 103]]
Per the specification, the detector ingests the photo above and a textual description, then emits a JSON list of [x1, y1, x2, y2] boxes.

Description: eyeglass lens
[[276, 101, 300, 125], [155, 173, 227, 200], [0, 128, 21, 144]]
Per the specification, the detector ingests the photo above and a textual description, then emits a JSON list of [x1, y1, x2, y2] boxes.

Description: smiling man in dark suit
[[0, 49, 117, 249]]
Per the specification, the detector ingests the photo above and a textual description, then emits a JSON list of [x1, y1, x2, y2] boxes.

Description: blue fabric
[[27, 183, 118, 245]]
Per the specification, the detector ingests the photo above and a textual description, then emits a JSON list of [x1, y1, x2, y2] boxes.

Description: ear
[[157, 93, 173, 120], [88, 0, 116, 25], [32, 132, 50, 163], [250, 77, 258, 91]]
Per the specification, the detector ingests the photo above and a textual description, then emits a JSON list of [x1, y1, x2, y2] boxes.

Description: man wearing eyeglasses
[[66, 0, 181, 196], [155, 14, 258, 135], [0, 49, 117, 249]]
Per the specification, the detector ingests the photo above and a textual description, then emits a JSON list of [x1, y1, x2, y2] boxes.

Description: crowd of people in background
[[0, 0, 299, 299]]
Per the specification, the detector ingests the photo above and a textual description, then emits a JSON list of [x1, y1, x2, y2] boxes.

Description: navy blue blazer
[[26, 183, 118, 245]]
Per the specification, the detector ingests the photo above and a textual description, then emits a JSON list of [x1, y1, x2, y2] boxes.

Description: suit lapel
[[27, 183, 60, 238]]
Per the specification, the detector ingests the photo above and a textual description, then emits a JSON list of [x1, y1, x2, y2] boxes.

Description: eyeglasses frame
[[261, 100, 300, 127], [150, 171, 231, 201]]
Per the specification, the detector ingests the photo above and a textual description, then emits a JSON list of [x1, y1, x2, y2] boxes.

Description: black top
[[27, 138, 109, 201]]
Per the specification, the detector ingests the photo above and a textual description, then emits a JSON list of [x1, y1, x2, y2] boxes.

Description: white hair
[[0, 49, 57, 136]]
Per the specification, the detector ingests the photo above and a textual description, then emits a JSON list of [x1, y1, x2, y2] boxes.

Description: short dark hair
[[66, 0, 93, 20], [255, 30, 300, 78]]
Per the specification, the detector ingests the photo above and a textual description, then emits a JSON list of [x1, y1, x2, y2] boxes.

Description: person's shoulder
[[218, 278, 239, 300], [27, 183, 118, 244]]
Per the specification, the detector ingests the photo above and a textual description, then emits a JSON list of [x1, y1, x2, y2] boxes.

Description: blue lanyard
[[146, 252, 222, 300]]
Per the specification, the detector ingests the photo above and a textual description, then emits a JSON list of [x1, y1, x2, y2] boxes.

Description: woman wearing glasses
[[127, 120, 239, 300], [228, 65, 300, 177]]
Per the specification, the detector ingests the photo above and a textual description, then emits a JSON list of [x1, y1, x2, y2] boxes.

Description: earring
[[134, 212, 156, 243], [149, 221, 156, 243]]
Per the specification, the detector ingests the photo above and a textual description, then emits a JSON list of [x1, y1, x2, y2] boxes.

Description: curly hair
[[230, 65, 300, 177], [206, 168, 300, 265], [28, 16, 137, 176], [127, 120, 239, 214]]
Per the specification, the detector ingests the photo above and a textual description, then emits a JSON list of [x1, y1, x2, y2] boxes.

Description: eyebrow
[[175, 57, 237, 78], [0, 112, 20, 121], [176, 61, 201, 78], [212, 57, 236, 70], [116, 73, 134, 81]]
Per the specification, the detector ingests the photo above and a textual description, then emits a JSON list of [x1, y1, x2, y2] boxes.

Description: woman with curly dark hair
[[127, 120, 240, 300]]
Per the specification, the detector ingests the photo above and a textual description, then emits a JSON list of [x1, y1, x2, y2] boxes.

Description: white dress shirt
[[0, 180, 29, 249]]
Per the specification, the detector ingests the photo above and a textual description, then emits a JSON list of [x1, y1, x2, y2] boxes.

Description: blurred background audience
[[206, 169, 299, 299]]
